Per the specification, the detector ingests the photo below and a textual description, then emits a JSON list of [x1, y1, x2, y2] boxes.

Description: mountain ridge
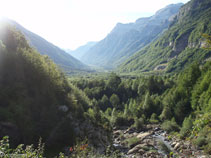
[[81, 3, 183, 69], [65, 41, 97, 60], [0, 18, 89, 73], [119, 0, 211, 73]]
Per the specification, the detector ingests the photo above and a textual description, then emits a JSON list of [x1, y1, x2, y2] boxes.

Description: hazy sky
[[0, 0, 190, 50]]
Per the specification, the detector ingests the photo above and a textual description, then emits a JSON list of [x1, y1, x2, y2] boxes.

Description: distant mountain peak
[[81, 3, 183, 69], [66, 41, 98, 60]]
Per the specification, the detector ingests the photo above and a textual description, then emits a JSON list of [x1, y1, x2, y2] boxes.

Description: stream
[[112, 125, 209, 158]]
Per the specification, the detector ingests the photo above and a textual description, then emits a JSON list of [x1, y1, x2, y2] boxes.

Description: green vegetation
[[3, 19, 89, 75], [0, 136, 122, 158], [119, 0, 211, 74], [71, 60, 211, 155], [0, 24, 107, 156], [0, 0, 211, 157], [81, 4, 183, 69], [0, 136, 44, 158], [123, 136, 140, 148], [161, 119, 180, 133]]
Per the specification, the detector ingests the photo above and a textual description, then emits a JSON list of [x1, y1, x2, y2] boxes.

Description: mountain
[[0, 18, 88, 73], [81, 3, 183, 69], [0, 23, 81, 149], [119, 0, 211, 73], [0, 23, 109, 155], [65, 42, 97, 60]]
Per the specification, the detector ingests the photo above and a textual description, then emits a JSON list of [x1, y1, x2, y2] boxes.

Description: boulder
[[113, 130, 122, 135], [138, 149, 145, 154], [171, 141, 177, 147], [174, 142, 181, 150], [137, 132, 152, 140], [129, 140, 142, 149], [127, 144, 146, 155]]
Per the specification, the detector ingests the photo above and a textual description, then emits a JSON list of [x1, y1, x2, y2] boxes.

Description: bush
[[133, 117, 144, 130], [158, 141, 170, 154], [111, 116, 129, 127], [194, 136, 207, 148], [124, 137, 140, 148], [204, 143, 211, 155], [0, 136, 44, 158], [0, 136, 122, 158], [149, 113, 159, 124], [161, 119, 180, 133], [180, 116, 193, 138]]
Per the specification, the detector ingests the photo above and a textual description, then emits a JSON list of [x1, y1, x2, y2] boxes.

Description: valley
[[0, 0, 211, 157]]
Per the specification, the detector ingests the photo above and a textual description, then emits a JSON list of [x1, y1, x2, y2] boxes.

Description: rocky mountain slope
[[81, 3, 183, 69], [65, 42, 97, 60], [119, 0, 211, 73], [0, 18, 88, 73]]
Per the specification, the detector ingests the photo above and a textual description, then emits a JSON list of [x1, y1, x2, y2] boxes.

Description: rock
[[154, 127, 160, 132], [113, 130, 122, 135], [127, 144, 145, 155], [123, 133, 130, 139], [138, 149, 145, 154], [127, 147, 139, 155], [124, 127, 135, 134], [0, 151, 4, 156], [146, 125, 153, 130], [133, 132, 138, 137], [137, 132, 152, 140], [116, 137, 120, 141], [129, 140, 142, 149], [171, 141, 177, 147], [174, 142, 180, 150]]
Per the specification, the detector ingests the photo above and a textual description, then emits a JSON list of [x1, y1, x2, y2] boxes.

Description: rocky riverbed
[[112, 124, 210, 158]]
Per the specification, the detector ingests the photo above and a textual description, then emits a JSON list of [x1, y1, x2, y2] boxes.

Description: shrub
[[133, 117, 144, 130], [149, 113, 159, 124], [124, 137, 140, 148], [0, 136, 44, 158], [180, 116, 193, 138], [158, 141, 170, 154], [204, 143, 211, 155], [111, 114, 129, 127], [194, 136, 207, 148], [161, 119, 180, 133]]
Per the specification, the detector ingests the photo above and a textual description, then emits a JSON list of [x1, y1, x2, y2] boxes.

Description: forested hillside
[[72, 60, 211, 156], [0, 19, 89, 74], [81, 3, 183, 69], [0, 24, 110, 157], [120, 0, 211, 73]]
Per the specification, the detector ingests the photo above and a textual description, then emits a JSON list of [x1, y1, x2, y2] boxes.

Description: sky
[[0, 0, 190, 50]]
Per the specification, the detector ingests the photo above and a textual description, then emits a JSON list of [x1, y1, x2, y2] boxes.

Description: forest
[[0, 24, 210, 157]]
